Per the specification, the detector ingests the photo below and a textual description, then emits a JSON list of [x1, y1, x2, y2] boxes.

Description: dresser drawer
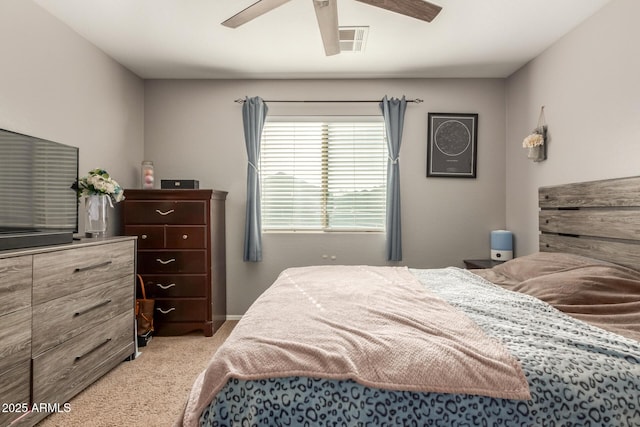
[[138, 250, 207, 274], [123, 201, 207, 225], [32, 310, 134, 404], [142, 274, 208, 298], [0, 359, 30, 427], [32, 275, 134, 355], [0, 255, 32, 315], [124, 225, 207, 250], [125, 225, 164, 249], [0, 308, 31, 373], [32, 240, 135, 305], [154, 299, 207, 322], [166, 226, 207, 249]]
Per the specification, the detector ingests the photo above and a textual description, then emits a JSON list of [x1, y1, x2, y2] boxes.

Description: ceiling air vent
[[339, 26, 368, 53]]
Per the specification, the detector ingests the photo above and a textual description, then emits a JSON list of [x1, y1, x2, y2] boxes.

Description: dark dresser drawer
[[123, 201, 207, 225], [124, 225, 206, 249], [154, 299, 207, 323], [137, 250, 207, 274], [142, 274, 208, 298], [166, 226, 206, 249], [125, 225, 164, 249]]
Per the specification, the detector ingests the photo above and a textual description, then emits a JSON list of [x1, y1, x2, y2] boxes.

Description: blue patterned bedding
[[199, 267, 640, 426]]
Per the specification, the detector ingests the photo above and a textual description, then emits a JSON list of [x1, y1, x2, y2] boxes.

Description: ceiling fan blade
[[222, 0, 292, 28], [355, 0, 442, 22], [313, 0, 340, 56]]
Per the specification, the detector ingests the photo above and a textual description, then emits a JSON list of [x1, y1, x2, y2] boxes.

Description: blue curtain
[[380, 96, 406, 262], [242, 96, 268, 262]]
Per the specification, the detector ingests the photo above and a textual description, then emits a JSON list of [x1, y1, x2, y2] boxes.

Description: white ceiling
[[34, 0, 612, 79]]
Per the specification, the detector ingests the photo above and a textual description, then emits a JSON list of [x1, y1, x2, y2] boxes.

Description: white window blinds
[[260, 119, 387, 231]]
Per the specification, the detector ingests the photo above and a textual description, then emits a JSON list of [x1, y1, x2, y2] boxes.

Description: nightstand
[[463, 259, 505, 269]]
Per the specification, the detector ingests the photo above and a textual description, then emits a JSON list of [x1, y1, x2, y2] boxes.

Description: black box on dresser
[[160, 179, 200, 189]]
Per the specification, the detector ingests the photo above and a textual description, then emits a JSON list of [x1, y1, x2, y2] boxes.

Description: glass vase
[[85, 195, 108, 237], [527, 145, 545, 162], [141, 160, 154, 189]]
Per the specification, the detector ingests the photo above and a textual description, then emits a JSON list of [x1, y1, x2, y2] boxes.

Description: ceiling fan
[[222, 0, 442, 56]]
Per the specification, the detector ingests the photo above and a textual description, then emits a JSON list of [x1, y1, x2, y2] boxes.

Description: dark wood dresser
[[121, 189, 227, 336]]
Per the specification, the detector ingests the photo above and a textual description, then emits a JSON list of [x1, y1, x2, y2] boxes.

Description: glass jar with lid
[[141, 161, 154, 189]]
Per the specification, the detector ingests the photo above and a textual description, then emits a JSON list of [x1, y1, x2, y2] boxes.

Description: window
[[260, 118, 387, 231]]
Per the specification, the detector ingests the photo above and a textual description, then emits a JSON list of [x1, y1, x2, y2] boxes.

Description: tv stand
[[0, 236, 136, 426]]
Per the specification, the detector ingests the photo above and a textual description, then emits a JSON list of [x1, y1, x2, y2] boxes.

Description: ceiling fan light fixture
[[339, 26, 369, 53], [222, 0, 441, 56]]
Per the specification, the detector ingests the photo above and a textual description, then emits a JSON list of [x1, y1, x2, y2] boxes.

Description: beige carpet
[[37, 321, 237, 427]]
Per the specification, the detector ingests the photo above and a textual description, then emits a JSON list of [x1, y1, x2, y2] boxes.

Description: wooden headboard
[[539, 176, 640, 270]]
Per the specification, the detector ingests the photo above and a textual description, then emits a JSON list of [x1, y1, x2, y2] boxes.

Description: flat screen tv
[[0, 127, 79, 251]]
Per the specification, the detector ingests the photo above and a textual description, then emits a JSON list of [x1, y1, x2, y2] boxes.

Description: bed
[[179, 176, 640, 426]]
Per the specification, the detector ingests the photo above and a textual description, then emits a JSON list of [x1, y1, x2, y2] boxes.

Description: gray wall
[[144, 78, 507, 315], [505, 0, 640, 256], [0, 0, 144, 233]]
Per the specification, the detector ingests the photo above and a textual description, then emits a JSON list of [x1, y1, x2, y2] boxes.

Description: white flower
[[522, 133, 544, 148], [76, 168, 125, 204]]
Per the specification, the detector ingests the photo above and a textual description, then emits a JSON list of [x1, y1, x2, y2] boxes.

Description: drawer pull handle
[[74, 299, 112, 317], [74, 260, 112, 273], [156, 283, 176, 290], [182, 234, 188, 240], [75, 338, 112, 363], [156, 307, 176, 314], [155, 209, 175, 216], [141, 234, 148, 239], [156, 258, 176, 265]]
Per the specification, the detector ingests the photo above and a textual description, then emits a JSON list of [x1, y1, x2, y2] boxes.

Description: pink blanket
[[180, 266, 530, 426]]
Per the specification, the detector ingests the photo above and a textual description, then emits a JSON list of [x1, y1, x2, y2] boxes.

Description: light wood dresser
[[121, 189, 227, 337], [0, 236, 136, 426]]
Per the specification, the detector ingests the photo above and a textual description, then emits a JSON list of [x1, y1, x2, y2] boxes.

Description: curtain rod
[[234, 98, 423, 104]]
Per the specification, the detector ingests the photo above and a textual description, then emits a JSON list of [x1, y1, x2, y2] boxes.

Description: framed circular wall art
[[427, 112, 478, 178]]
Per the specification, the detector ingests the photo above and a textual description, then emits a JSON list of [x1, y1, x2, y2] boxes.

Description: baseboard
[[226, 315, 243, 321]]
